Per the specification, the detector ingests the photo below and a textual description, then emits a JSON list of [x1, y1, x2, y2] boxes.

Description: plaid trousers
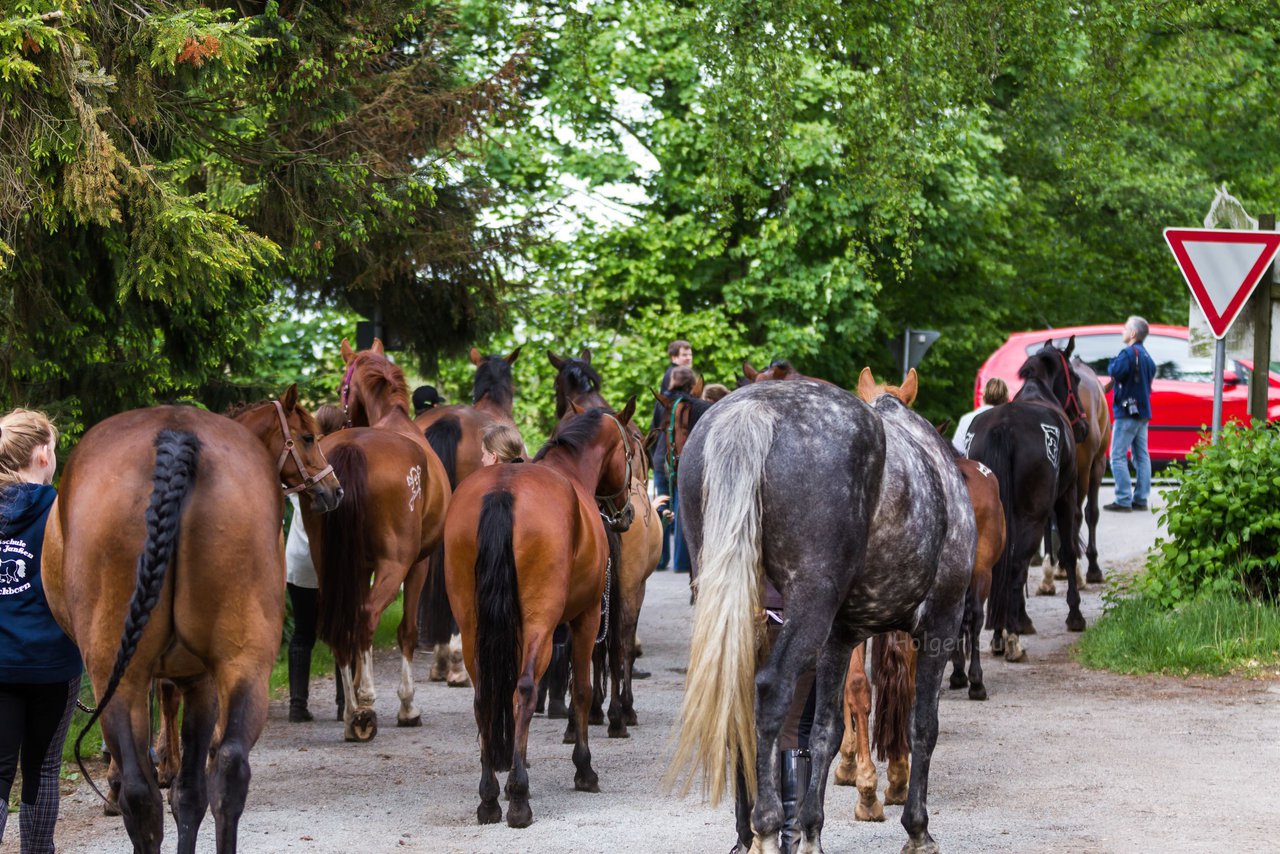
[[6, 675, 79, 854]]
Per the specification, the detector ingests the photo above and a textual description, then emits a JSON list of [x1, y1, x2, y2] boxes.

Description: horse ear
[[619, 395, 637, 426], [900, 369, 919, 406], [548, 350, 566, 370], [742, 361, 758, 382], [856, 367, 877, 401], [371, 337, 385, 356], [341, 338, 356, 364], [652, 387, 675, 409], [280, 383, 299, 412], [579, 348, 592, 364], [692, 373, 705, 397], [1064, 335, 1076, 359], [469, 347, 484, 366], [934, 418, 952, 436], [505, 346, 522, 365], [568, 399, 586, 415]]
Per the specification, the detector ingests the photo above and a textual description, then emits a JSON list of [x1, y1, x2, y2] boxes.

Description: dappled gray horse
[[667, 380, 975, 854]]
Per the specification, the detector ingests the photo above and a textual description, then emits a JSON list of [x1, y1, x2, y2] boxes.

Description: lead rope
[[595, 556, 611, 644]]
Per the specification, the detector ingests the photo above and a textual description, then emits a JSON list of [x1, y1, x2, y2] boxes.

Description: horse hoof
[[345, 709, 378, 742], [623, 709, 638, 726], [1004, 636, 1027, 663], [1066, 614, 1087, 633], [901, 836, 940, 854], [397, 714, 422, 728], [562, 725, 576, 745], [854, 798, 885, 822], [547, 702, 569, 720], [607, 724, 630, 739], [574, 773, 600, 793], [1086, 569, 1104, 585], [103, 798, 121, 818], [969, 684, 988, 701], [477, 800, 502, 825], [506, 801, 533, 828], [884, 785, 908, 806], [447, 673, 472, 688], [949, 670, 968, 690], [990, 635, 1005, 655], [1036, 582, 1056, 596], [588, 711, 605, 726], [834, 759, 856, 787]]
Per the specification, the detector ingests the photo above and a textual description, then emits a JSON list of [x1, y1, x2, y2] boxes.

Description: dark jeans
[[672, 492, 691, 572], [0, 676, 77, 848]]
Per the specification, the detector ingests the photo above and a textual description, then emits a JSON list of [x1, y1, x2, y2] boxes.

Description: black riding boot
[[779, 748, 811, 853], [288, 646, 314, 722]]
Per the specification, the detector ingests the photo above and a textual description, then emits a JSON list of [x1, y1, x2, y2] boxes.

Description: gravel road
[[51, 485, 1280, 853]]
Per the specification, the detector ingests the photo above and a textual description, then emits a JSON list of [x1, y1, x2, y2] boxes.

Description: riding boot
[[288, 647, 313, 722], [779, 748, 811, 853]]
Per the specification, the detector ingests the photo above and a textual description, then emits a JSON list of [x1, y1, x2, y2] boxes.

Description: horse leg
[[589, 641, 606, 726], [882, 633, 916, 807], [396, 557, 428, 727], [208, 676, 269, 854], [606, 588, 630, 738], [102, 699, 165, 853], [171, 677, 217, 854], [794, 632, 857, 854], [833, 647, 859, 786], [476, 750, 502, 825], [733, 758, 754, 851], [430, 641, 450, 681], [447, 630, 471, 687], [153, 679, 182, 790], [546, 624, 571, 721], [966, 586, 988, 701], [1057, 491, 1087, 632], [568, 617, 600, 793], [343, 647, 378, 742], [621, 582, 646, 726], [846, 643, 882, 821], [948, 590, 970, 689], [506, 631, 550, 827], [900, 610, 963, 854], [1084, 459, 1105, 584]]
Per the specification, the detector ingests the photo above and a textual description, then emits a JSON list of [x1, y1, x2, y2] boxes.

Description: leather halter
[[1052, 349, 1087, 432], [595, 412, 635, 530], [273, 400, 335, 496]]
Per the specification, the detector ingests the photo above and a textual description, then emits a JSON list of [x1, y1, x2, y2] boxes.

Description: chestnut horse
[[43, 389, 342, 853], [415, 347, 525, 685], [832, 369, 1005, 823], [545, 350, 657, 738], [445, 400, 637, 828], [303, 339, 450, 741]]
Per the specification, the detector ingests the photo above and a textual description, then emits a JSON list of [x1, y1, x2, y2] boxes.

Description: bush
[[1142, 421, 1280, 608]]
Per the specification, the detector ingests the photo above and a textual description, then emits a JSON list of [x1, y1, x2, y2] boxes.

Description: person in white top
[[953, 377, 1009, 454], [286, 403, 344, 723]]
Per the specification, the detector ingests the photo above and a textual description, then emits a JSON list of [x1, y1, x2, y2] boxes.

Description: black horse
[[667, 377, 975, 854], [965, 338, 1088, 662]]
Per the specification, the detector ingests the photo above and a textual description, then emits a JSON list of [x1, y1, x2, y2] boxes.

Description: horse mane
[[221, 400, 273, 419], [533, 408, 607, 462], [355, 352, 411, 412], [560, 360, 602, 395], [473, 355, 515, 409], [222, 399, 319, 433]]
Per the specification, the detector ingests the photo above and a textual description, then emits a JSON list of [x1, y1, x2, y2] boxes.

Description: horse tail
[[872, 631, 915, 762], [422, 416, 464, 645], [316, 443, 371, 666], [473, 490, 520, 773], [981, 423, 1019, 634], [76, 430, 201, 793], [666, 402, 777, 806]]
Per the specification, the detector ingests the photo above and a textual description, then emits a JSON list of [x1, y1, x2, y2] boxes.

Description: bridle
[[1051, 349, 1087, 432], [595, 412, 636, 530], [273, 400, 335, 496]]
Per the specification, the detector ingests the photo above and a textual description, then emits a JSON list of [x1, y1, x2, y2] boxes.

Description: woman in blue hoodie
[[0, 409, 82, 854]]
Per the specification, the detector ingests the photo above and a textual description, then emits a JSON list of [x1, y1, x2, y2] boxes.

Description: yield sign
[[1164, 228, 1280, 338]]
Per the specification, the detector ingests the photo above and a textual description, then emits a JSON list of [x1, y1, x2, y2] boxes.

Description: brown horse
[[546, 350, 655, 738], [1037, 356, 1111, 594], [43, 389, 342, 854], [445, 399, 637, 828], [415, 346, 524, 686], [832, 368, 1005, 823], [303, 338, 451, 741]]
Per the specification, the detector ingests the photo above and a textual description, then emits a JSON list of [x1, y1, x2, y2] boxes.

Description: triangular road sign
[[1164, 228, 1280, 338]]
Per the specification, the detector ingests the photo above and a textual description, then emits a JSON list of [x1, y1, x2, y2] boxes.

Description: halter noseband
[[273, 400, 335, 496], [595, 412, 635, 530]]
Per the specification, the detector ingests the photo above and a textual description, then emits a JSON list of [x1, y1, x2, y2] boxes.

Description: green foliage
[[1076, 591, 1280, 677], [1142, 422, 1280, 608]]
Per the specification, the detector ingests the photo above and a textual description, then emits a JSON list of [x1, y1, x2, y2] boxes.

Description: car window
[[1026, 333, 1212, 382]]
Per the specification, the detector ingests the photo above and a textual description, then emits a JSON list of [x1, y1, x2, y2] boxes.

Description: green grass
[[56, 593, 407, 776], [1076, 591, 1280, 677]]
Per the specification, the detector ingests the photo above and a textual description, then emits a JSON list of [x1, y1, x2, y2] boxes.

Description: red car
[[973, 323, 1280, 463]]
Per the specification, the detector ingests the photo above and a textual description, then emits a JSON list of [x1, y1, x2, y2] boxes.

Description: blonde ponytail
[[0, 409, 59, 487]]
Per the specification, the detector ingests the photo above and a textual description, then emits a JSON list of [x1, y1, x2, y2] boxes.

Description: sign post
[[1164, 227, 1280, 442], [900, 328, 941, 382]]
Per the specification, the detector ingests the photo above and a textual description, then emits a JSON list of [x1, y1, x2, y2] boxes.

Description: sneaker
[[1131, 501, 1149, 511], [1102, 502, 1131, 513]]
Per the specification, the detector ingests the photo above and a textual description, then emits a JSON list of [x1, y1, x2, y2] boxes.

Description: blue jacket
[[1108, 343, 1157, 421], [0, 483, 82, 684]]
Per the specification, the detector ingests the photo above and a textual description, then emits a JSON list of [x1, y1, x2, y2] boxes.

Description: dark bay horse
[[1037, 356, 1112, 594], [304, 339, 451, 740], [667, 379, 975, 854], [965, 339, 1086, 662], [42, 390, 341, 853], [444, 400, 637, 828], [415, 347, 525, 686]]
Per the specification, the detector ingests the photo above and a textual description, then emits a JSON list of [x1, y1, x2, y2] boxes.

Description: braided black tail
[[76, 429, 201, 802]]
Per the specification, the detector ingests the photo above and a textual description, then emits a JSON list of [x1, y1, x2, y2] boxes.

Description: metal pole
[[1250, 213, 1276, 423], [1212, 337, 1226, 444], [902, 328, 911, 383]]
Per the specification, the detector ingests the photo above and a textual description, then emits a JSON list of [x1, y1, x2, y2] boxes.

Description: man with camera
[[1104, 316, 1158, 512]]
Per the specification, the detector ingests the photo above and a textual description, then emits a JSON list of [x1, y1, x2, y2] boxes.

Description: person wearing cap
[[412, 385, 445, 416]]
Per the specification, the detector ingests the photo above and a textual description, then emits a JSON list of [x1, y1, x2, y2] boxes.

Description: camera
[[1122, 397, 1139, 416]]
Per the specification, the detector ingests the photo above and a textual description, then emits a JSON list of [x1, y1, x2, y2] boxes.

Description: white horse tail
[[666, 399, 778, 805]]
